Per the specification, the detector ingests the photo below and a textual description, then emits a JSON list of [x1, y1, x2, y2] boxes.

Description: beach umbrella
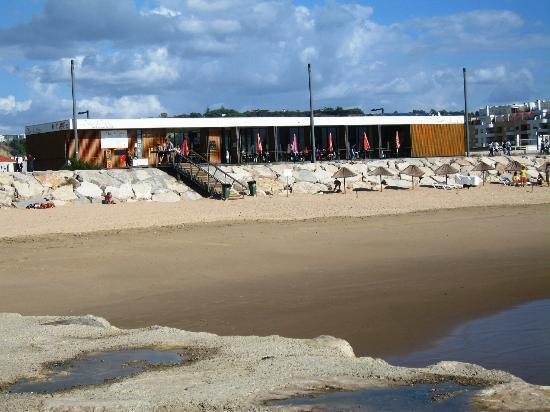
[[256, 133, 263, 154], [369, 166, 394, 192], [401, 164, 425, 189], [395, 131, 401, 157], [332, 166, 357, 194], [328, 132, 334, 153], [472, 161, 494, 185], [505, 160, 524, 172], [434, 163, 458, 185]]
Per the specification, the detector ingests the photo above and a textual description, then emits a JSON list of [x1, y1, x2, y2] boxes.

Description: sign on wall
[[100, 130, 128, 149]]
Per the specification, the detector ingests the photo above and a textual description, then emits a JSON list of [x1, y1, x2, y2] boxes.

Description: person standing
[[521, 166, 527, 187], [27, 154, 34, 172]]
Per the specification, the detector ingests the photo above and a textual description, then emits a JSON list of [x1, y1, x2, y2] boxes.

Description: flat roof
[[25, 116, 464, 135]]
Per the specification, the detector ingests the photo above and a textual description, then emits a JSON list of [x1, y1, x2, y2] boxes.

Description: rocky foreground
[[0, 155, 547, 207], [0, 314, 548, 411]]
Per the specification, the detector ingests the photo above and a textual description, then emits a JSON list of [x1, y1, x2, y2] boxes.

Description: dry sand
[[0, 184, 549, 238]]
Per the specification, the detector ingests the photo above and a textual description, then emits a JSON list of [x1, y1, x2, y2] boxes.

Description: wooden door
[[208, 128, 221, 163]]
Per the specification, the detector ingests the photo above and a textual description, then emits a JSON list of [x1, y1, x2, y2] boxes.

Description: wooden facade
[[411, 124, 464, 157]]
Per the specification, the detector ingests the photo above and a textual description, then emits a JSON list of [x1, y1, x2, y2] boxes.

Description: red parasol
[[363, 131, 370, 151], [183, 138, 189, 156], [328, 132, 334, 153], [256, 133, 263, 154]]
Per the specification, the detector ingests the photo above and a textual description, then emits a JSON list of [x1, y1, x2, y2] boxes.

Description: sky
[[0, 0, 549, 133]]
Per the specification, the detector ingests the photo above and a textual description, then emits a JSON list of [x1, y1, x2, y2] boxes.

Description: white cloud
[[78, 95, 165, 118], [0, 95, 32, 114], [294, 6, 315, 30], [140, 6, 181, 17], [300, 47, 318, 64]]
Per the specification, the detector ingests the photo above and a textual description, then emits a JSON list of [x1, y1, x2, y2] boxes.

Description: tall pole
[[308, 63, 316, 163], [463, 67, 470, 156], [71, 59, 79, 160]]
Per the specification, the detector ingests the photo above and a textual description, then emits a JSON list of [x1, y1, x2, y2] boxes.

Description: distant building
[[472, 99, 550, 150], [0, 155, 15, 172]]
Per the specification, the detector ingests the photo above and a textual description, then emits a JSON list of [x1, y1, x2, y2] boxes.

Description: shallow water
[[387, 299, 550, 385], [8, 348, 188, 393], [271, 382, 477, 411]]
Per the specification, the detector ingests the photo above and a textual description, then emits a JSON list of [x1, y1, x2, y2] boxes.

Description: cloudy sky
[[0, 0, 549, 133]]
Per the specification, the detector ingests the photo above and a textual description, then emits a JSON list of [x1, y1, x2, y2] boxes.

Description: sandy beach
[[1, 186, 549, 358]]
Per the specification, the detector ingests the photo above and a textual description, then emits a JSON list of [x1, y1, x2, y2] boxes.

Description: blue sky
[[0, 0, 549, 133]]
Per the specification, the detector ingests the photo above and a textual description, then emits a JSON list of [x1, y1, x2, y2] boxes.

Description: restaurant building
[[26, 116, 465, 170]]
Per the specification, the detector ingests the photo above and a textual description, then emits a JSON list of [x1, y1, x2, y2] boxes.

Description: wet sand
[[1, 203, 549, 357]]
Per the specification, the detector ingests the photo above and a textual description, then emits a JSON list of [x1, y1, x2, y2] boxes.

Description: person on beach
[[512, 171, 520, 186], [333, 178, 342, 192], [521, 166, 527, 187], [102, 192, 115, 205], [536, 174, 543, 186], [27, 154, 34, 172]]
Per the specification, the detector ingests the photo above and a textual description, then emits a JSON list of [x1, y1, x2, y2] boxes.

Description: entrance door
[[207, 128, 221, 163]]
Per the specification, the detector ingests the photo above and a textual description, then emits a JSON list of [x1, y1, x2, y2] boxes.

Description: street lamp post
[[71, 59, 79, 160], [371, 108, 384, 158], [463, 67, 470, 156], [78, 110, 89, 119], [308, 63, 316, 163]]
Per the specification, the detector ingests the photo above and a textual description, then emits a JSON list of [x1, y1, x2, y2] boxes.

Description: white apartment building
[[472, 99, 550, 150]]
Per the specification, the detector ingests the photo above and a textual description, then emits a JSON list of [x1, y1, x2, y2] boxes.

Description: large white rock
[[314, 169, 334, 184], [1, 185, 15, 197], [105, 169, 133, 184], [13, 179, 44, 199], [50, 185, 78, 201], [292, 181, 327, 193], [76, 170, 118, 189], [0, 191, 12, 207], [384, 178, 412, 189], [75, 181, 103, 198], [250, 165, 276, 179], [165, 180, 189, 194], [105, 183, 134, 201], [366, 160, 389, 168], [152, 192, 181, 202], [132, 182, 152, 200], [293, 169, 318, 183], [131, 169, 152, 182], [0, 173, 14, 185], [181, 191, 202, 201]]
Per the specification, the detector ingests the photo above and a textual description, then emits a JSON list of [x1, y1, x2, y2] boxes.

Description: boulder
[[0, 173, 14, 186], [50, 185, 78, 201], [384, 178, 412, 189], [249, 165, 276, 179], [366, 160, 389, 168], [293, 169, 318, 183], [76, 170, 118, 189], [453, 158, 473, 167], [181, 191, 202, 201], [0, 191, 12, 207], [33, 174, 67, 188], [75, 181, 103, 198], [105, 183, 134, 201], [165, 180, 189, 194], [1, 185, 15, 197], [313, 169, 334, 184], [131, 168, 152, 182], [256, 177, 285, 193], [13, 178, 44, 199], [105, 169, 133, 184], [132, 182, 152, 200], [292, 181, 327, 194], [152, 192, 181, 202], [419, 166, 434, 177]]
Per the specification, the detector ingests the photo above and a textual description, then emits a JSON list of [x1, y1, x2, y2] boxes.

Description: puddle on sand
[[269, 382, 478, 411], [387, 299, 550, 385], [8, 348, 189, 393]]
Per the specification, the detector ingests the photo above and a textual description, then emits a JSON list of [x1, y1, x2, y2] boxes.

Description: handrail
[[185, 150, 248, 192], [173, 152, 248, 195]]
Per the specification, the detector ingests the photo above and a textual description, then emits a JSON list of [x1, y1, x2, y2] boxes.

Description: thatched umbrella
[[505, 160, 524, 172], [368, 166, 394, 192], [434, 163, 458, 185], [536, 161, 550, 172], [332, 166, 357, 193], [472, 161, 494, 185], [401, 164, 425, 189]]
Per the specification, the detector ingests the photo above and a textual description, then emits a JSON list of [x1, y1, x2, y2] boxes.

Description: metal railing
[[173, 150, 248, 195]]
